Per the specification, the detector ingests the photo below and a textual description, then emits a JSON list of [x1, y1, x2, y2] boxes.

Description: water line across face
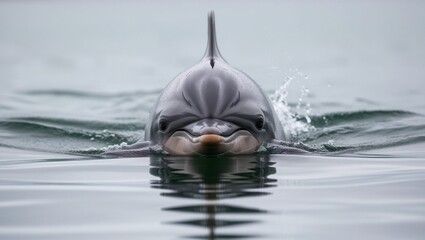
[[163, 119, 260, 155]]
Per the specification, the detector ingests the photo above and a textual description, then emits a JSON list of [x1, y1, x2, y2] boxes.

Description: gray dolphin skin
[[143, 11, 286, 155]]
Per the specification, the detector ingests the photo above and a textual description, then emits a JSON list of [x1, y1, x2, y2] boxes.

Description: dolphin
[[143, 11, 286, 155], [107, 11, 302, 157]]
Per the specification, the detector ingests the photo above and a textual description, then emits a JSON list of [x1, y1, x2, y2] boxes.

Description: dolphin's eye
[[159, 119, 167, 131], [255, 117, 264, 130]]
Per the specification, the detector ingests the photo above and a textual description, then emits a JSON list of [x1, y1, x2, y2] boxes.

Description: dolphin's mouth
[[163, 130, 259, 155]]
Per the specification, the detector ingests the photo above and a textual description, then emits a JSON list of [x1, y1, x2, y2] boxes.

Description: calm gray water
[[1, 1, 425, 239]]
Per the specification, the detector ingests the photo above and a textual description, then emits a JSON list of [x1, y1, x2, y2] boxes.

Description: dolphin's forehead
[[160, 61, 267, 118], [183, 66, 239, 99], [181, 65, 239, 116]]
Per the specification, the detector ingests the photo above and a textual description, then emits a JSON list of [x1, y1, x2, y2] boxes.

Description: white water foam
[[84, 142, 129, 154], [269, 68, 314, 139]]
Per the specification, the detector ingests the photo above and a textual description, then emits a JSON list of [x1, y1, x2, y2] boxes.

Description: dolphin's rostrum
[[142, 11, 286, 155]]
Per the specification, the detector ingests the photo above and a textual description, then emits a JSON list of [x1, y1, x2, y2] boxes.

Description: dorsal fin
[[203, 11, 224, 68]]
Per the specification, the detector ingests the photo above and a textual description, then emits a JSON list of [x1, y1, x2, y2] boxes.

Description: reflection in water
[[150, 155, 277, 239]]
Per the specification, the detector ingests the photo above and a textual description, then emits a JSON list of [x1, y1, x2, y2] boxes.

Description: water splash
[[296, 86, 312, 124], [269, 69, 314, 139]]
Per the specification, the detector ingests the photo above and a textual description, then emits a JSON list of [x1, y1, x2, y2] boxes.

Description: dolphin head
[[144, 12, 285, 155]]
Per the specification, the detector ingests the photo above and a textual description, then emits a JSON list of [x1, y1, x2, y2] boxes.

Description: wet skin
[[143, 12, 286, 155]]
